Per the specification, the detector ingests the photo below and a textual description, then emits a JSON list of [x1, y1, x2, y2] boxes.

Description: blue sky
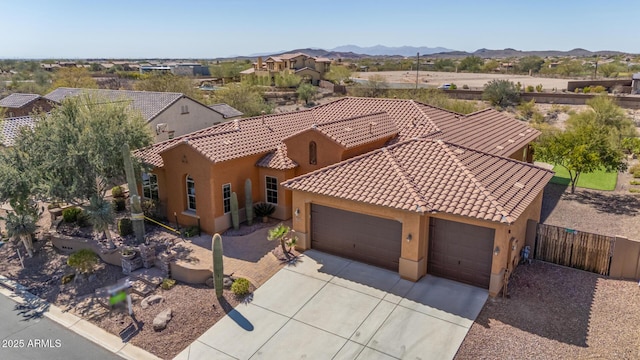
[[2, 0, 638, 58]]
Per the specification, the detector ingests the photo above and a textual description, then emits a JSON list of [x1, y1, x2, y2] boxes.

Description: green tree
[[517, 56, 544, 74], [1, 211, 37, 257], [598, 63, 621, 78], [482, 79, 520, 108], [433, 59, 456, 72], [212, 83, 272, 117], [134, 72, 202, 101], [458, 56, 483, 72], [274, 73, 302, 88], [296, 83, 317, 105], [267, 223, 297, 260], [363, 74, 388, 97], [324, 66, 352, 84], [86, 195, 116, 249], [534, 124, 626, 193], [50, 67, 98, 90], [482, 60, 500, 73], [567, 94, 637, 144], [557, 60, 585, 77], [1, 95, 152, 205]]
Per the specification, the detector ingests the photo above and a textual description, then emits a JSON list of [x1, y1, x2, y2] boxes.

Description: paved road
[[0, 293, 120, 360]]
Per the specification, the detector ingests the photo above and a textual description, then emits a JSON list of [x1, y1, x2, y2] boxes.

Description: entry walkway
[[174, 250, 488, 360]]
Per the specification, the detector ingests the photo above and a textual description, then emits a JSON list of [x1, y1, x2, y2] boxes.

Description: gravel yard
[[456, 261, 640, 360]]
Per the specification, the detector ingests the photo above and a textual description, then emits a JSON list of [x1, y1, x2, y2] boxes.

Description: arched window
[[186, 175, 196, 211], [309, 141, 317, 165]]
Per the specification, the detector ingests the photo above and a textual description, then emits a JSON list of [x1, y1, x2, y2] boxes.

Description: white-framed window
[[142, 173, 159, 200], [186, 175, 196, 210], [266, 176, 278, 204], [222, 183, 231, 213]]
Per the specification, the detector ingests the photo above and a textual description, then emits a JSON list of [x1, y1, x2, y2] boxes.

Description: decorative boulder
[[141, 295, 164, 310], [223, 276, 234, 289], [153, 308, 173, 331], [205, 277, 215, 288]]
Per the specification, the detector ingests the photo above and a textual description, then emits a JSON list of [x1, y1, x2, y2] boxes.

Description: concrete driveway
[[174, 250, 487, 360]]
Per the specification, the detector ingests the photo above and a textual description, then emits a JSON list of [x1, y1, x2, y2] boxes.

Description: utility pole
[[415, 52, 420, 93]]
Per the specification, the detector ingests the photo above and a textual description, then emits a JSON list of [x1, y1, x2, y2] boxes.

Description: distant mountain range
[[239, 46, 630, 60]]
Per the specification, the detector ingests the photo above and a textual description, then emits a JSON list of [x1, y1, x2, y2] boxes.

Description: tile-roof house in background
[[134, 97, 553, 297], [241, 52, 332, 85], [1, 116, 37, 147], [44, 88, 242, 143], [0, 93, 57, 118]]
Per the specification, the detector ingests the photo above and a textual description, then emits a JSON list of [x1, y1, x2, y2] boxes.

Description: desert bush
[[254, 202, 275, 218], [76, 211, 91, 227], [118, 218, 133, 236], [111, 185, 124, 198], [592, 85, 607, 93], [482, 80, 520, 108], [630, 180, 640, 185], [67, 249, 99, 274], [61, 273, 75, 284], [517, 99, 537, 120], [62, 207, 82, 223], [583, 86, 591, 93], [113, 198, 126, 212], [462, 84, 469, 89], [630, 188, 640, 193], [526, 85, 535, 93], [231, 277, 251, 296], [450, 83, 457, 90], [183, 225, 200, 238], [161, 278, 176, 290], [535, 84, 543, 92]]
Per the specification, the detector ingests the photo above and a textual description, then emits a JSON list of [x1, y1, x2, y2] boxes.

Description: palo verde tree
[[482, 79, 520, 108], [212, 83, 272, 117], [134, 72, 203, 101], [534, 123, 626, 194], [50, 67, 98, 90], [296, 83, 317, 105]]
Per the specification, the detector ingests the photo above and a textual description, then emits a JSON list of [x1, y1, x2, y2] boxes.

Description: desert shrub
[[517, 99, 537, 120], [450, 83, 457, 90], [67, 249, 99, 274], [111, 185, 124, 198], [161, 278, 176, 290], [482, 80, 520, 108], [62, 207, 82, 223], [254, 202, 275, 218], [592, 85, 607, 93], [630, 180, 640, 185], [462, 84, 469, 89], [61, 273, 75, 284], [583, 86, 591, 93], [526, 85, 535, 93], [631, 164, 640, 174], [630, 188, 640, 193], [535, 84, 543, 92], [76, 211, 91, 227], [574, 88, 581, 93], [142, 199, 160, 219], [231, 277, 251, 296], [118, 218, 133, 236], [113, 198, 126, 212], [446, 100, 479, 115], [183, 225, 200, 237]]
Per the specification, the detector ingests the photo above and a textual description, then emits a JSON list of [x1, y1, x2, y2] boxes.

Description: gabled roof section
[[282, 138, 554, 223], [1, 116, 37, 147], [0, 93, 42, 108], [278, 53, 307, 60], [294, 67, 320, 74], [307, 112, 398, 149], [44, 88, 184, 122], [209, 103, 243, 119], [256, 143, 298, 170]]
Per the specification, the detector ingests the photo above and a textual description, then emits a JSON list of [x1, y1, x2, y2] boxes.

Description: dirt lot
[[355, 71, 573, 91], [455, 261, 640, 360]]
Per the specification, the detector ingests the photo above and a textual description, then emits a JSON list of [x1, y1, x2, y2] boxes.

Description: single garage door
[[311, 204, 402, 270], [428, 218, 494, 288]]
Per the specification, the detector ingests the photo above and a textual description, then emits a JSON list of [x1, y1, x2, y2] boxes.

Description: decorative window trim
[[186, 175, 196, 211], [222, 183, 231, 214]]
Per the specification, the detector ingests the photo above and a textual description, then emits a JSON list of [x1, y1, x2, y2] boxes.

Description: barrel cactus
[[230, 192, 239, 230], [212, 233, 224, 298], [245, 179, 253, 226]]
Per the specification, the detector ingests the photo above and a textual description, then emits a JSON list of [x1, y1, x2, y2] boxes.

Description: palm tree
[[86, 195, 115, 249], [267, 224, 297, 260], [3, 212, 37, 257]]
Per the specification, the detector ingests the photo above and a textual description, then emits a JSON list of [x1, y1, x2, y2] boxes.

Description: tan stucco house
[[135, 97, 552, 296], [44, 88, 241, 143], [240, 52, 332, 85]]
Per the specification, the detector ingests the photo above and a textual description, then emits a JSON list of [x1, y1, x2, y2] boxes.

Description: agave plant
[[86, 195, 116, 249], [2, 212, 37, 257]]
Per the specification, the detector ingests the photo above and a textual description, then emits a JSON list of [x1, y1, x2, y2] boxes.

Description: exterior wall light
[[494, 246, 501, 256], [406, 234, 412, 242], [294, 208, 300, 217]]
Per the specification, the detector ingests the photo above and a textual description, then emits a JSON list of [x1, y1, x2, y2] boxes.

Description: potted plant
[[253, 203, 275, 223]]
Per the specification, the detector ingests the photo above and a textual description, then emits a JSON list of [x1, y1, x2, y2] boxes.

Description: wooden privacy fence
[[535, 223, 615, 275]]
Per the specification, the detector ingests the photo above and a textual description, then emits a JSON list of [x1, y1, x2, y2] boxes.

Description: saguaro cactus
[[230, 192, 239, 230], [122, 143, 145, 244], [245, 179, 253, 226], [212, 233, 224, 298]]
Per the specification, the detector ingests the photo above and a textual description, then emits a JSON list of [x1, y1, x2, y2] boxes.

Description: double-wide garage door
[[428, 218, 494, 289], [311, 204, 402, 270]]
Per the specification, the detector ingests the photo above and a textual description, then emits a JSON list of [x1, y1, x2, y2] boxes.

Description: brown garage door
[[428, 218, 494, 288], [311, 204, 402, 270]]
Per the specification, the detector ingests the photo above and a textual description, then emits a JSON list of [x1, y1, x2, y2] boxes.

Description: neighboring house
[[135, 97, 551, 296], [241, 53, 332, 85], [208, 104, 243, 119], [44, 88, 241, 142], [0, 93, 56, 118], [140, 63, 210, 76], [1, 116, 37, 147]]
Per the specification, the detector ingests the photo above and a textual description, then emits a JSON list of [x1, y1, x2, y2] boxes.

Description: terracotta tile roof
[[135, 97, 540, 171], [285, 112, 398, 149], [44, 88, 184, 122], [256, 143, 298, 170], [2, 116, 37, 147], [0, 93, 42, 108], [282, 138, 553, 223]]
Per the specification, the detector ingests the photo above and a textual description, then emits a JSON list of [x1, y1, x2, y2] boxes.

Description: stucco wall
[[151, 97, 226, 142], [284, 129, 344, 176]]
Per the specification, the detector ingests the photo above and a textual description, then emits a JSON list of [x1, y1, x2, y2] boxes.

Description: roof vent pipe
[[261, 110, 266, 125]]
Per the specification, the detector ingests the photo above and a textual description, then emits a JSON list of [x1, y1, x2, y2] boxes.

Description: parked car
[[438, 83, 451, 90]]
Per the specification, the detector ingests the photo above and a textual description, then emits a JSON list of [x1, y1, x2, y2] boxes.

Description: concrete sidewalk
[[174, 250, 488, 360], [0, 275, 160, 360]]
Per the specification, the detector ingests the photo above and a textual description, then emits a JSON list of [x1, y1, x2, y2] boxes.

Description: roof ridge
[[382, 148, 430, 213], [443, 140, 551, 172], [316, 111, 388, 126], [464, 107, 494, 117], [436, 140, 513, 222], [409, 100, 441, 133]]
